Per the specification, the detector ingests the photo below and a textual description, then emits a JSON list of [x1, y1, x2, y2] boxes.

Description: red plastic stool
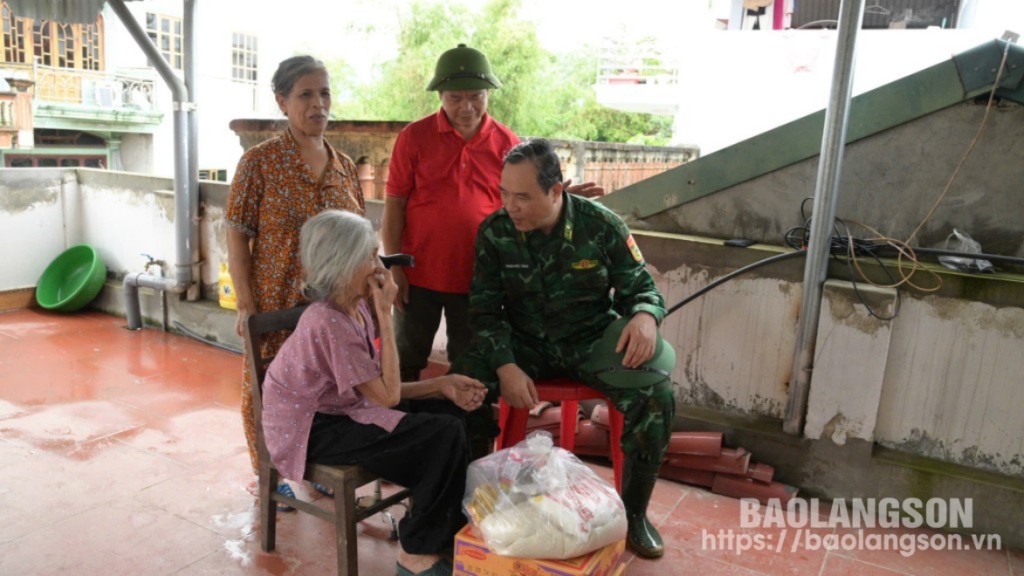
[[496, 378, 625, 491]]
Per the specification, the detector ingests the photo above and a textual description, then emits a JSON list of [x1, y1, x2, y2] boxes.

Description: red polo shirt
[[387, 108, 518, 293]]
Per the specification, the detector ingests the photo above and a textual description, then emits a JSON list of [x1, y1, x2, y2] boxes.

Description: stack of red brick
[[522, 401, 798, 505]]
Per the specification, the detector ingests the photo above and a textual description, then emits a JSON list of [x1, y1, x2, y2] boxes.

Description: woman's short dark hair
[[503, 138, 563, 193], [271, 55, 328, 98]]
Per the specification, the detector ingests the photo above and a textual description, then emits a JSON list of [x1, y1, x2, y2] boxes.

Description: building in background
[[595, 0, 1024, 154], [0, 0, 287, 177]]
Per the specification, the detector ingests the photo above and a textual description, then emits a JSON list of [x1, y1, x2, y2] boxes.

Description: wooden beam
[[0, 287, 38, 312]]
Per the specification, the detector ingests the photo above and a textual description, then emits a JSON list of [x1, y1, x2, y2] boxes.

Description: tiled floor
[[0, 308, 1019, 575]]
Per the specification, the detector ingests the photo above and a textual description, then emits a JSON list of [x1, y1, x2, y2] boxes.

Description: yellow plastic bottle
[[218, 262, 237, 310]]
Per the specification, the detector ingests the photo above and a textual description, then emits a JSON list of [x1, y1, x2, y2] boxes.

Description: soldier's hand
[[617, 313, 657, 368], [564, 179, 606, 199], [497, 363, 538, 409], [390, 266, 410, 310]]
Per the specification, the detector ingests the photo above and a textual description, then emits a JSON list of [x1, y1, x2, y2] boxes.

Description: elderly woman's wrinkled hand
[[368, 265, 398, 315], [443, 374, 488, 411]]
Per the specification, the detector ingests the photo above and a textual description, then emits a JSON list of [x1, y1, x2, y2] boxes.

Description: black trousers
[[394, 285, 471, 382], [306, 400, 469, 554]]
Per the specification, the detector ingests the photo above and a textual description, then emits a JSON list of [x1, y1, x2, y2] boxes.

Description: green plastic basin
[[35, 245, 107, 312]]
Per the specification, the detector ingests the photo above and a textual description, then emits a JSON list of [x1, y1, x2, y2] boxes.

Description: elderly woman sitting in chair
[[261, 209, 486, 576]]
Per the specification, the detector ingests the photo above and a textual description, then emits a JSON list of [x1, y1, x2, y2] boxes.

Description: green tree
[[355, 0, 672, 145], [356, 2, 472, 121], [469, 0, 544, 132], [517, 50, 673, 145], [323, 57, 365, 120]]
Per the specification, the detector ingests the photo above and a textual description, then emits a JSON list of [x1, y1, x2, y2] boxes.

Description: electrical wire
[[783, 202, 914, 320], [664, 250, 806, 317], [904, 37, 1013, 246]]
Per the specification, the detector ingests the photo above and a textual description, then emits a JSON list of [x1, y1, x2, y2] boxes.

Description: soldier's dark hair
[[504, 138, 563, 194], [272, 55, 328, 97]]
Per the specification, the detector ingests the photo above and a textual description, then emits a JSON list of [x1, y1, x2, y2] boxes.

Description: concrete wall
[[0, 169, 66, 288], [645, 101, 1024, 257], [876, 293, 1024, 474], [635, 230, 1024, 479]]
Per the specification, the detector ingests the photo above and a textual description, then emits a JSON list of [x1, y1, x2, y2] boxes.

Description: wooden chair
[[244, 305, 411, 576], [496, 378, 626, 491]]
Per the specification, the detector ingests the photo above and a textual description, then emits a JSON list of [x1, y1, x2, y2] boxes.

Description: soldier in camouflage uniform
[[451, 138, 674, 558]]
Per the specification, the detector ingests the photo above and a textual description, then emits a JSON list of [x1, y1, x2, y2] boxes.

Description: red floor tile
[[113, 406, 247, 468], [655, 487, 832, 576], [1010, 549, 1024, 575], [818, 554, 913, 575], [0, 358, 140, 406], [0, 399, 151, 457], [0, 499, 225, 576], [624, 544, 765, 575]]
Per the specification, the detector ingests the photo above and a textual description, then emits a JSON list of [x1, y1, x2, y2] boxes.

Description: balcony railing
[[596, 46, 680, 86], [11, 62, 159, 111], [597, 61, 680, 86]]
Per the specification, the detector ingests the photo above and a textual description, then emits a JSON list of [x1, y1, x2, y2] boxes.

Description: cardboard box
[[453, 525, 626, 576]]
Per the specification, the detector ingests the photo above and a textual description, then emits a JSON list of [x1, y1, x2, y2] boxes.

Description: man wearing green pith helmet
[[451, 138, 676, 559], [382, 44, 603, 386]]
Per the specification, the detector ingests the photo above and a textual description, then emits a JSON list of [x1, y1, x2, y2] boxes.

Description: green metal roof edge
[[602, 39, 1024, 221]]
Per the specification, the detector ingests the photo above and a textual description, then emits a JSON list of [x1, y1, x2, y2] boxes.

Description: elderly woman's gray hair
[[300, 210, 376, 301], [271, 55, 328, 97]]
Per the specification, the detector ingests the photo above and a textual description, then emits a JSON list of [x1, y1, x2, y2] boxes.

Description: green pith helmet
[[426, 43, 502, 91], [581, 316, 676, 389]]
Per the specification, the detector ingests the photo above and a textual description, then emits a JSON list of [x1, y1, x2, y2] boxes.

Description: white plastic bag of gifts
[[462, 431, 627, 559]]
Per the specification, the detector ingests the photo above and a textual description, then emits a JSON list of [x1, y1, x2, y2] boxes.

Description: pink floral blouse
[[261, 300, 405, 481]]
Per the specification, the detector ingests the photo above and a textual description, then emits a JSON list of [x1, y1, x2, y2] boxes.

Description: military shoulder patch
[[626, 234, 643, 262]]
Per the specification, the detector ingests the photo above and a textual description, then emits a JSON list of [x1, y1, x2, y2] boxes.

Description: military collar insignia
[[561, 192, 575, 241]]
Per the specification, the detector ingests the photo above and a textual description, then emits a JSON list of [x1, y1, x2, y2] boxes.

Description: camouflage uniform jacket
[[469, 193, 666, 372]]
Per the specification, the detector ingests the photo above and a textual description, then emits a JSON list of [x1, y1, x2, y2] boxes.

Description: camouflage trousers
[[451, 337, 674, 465]]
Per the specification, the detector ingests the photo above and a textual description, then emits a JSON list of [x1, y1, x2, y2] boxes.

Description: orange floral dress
[[226, 129, 365, 474]]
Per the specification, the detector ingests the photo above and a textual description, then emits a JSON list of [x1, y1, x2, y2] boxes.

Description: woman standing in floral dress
[[226, 55, 364, 503]]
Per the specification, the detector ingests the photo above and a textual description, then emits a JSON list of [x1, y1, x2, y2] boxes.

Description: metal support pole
[[729, 0, 745, 31], [783, 0, 866, 435], [108, 0, 194, 328], [184, 0, 201, 301]]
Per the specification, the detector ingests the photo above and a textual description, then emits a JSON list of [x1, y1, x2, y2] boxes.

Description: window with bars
[[55, 22, 73, 67], [146, 12, 182, 70], [2, 4, 25, 63], [231, 32, 258, 82], [32, 19, 51, 65], [1, 3, 102, 68], [80, 22, 100, 70]]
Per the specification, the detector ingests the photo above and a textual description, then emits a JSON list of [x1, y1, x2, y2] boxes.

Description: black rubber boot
[[622, 460, 664, 558]]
